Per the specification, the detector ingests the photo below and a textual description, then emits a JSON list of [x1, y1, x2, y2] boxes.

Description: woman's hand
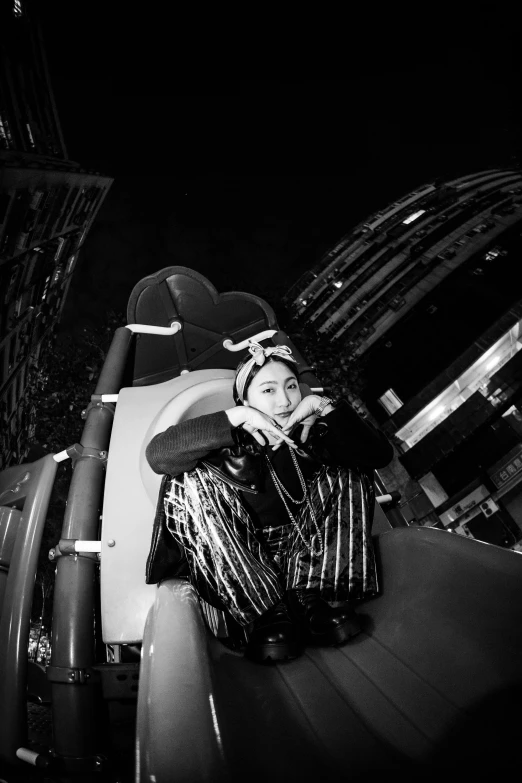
[[281, 395, 324, 444], [225, 407, 297, 449]]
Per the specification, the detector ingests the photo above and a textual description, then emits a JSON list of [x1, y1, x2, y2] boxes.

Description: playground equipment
[[1, 266, 521, 781]]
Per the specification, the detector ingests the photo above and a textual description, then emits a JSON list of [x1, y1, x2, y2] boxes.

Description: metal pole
[[93, 326, 134, 396], [374, 473, 408, 528], [49, 327, 134, 770], [0, 455, 58, 766]]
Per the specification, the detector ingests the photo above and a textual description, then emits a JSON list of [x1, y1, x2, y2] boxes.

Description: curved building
[[286, 167, 522, 547]]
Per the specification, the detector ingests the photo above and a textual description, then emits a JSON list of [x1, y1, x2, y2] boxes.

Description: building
[[286, 166, 522, 548], [0, 0, 112, 468]]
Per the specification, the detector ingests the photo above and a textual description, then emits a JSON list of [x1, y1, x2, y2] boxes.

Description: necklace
[[265, 448, 323, 556]]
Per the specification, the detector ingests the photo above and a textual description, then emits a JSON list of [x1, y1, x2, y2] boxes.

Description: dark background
[[38, 5, 522, 331]]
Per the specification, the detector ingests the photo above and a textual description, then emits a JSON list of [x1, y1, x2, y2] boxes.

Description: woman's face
[[244, 361, 301, 425]]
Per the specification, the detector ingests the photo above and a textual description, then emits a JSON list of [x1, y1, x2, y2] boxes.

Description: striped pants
[[164, 465, 378, 627]]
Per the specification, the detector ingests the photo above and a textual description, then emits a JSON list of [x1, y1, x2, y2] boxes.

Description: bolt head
[[107, 539, 115, 547]]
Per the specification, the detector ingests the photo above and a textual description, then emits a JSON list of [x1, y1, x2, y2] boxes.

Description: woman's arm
[[302, 399, 394, 469], [146, 406, 297, 476], [146, 411, 236, 476]]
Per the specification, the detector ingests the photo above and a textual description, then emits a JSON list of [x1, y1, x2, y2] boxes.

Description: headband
[[235, 342, 297, 402]]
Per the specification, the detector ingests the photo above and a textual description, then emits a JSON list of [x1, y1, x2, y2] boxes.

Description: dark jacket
[[145, 399, 393, 584]]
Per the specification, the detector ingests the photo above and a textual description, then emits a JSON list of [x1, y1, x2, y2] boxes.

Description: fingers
[[300, 423, 312, 443], [243, 420, 296, 449], [271, 435, 284, 451], [252, 431, 267, 446], [272, 427, 296, 446], [283, 414, 316, 437]]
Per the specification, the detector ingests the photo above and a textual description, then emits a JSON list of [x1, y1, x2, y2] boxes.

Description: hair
[[232, 354, 299, 405]]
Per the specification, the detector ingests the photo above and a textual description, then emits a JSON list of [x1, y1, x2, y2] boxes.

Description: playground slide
[[136, 526, 522, 782]]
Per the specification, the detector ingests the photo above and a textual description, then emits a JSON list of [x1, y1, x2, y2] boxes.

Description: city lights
[[486, 355, 501, 371], [429, 404, 445, 421], [402, 209, 426, 225]]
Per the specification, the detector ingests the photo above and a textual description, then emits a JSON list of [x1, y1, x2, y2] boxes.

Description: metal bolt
[[68, 671, 75, 681], [99, 451, 107, 457], [97, 552, 101, 560], [107, 539, 115, 547], [48, 548, 55, 561]]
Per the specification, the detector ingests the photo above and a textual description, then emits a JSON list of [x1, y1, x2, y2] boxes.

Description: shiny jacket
[[145, 400, 393, 584]]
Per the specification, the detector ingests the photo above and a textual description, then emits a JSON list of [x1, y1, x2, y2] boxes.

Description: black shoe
[[245, 601, 302, 663], [286, 589, 361, 646]]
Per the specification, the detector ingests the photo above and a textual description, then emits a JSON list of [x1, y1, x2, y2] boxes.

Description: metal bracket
[[47, 665, 98, 685], [0, 471, 31, 506], [93, 662, 140, 700], [377, 490, 402, 509], [49, 539, 102, 560], [126, 320, 182, 335], [53, 443, 108, 466], [80, 394, 117, 421], [89, 393, 119, 404]]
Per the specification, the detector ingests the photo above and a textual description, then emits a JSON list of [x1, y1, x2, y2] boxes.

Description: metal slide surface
[[136, 527, 522, 782]]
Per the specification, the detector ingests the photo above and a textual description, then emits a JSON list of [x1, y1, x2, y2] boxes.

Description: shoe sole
[[245, 642, 302, 664]]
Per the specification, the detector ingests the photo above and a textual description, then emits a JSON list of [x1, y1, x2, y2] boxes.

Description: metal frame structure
[[0, 270, 408, 777]]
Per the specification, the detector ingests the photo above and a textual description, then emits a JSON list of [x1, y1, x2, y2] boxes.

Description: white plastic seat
[[100, 369, 235, 644]]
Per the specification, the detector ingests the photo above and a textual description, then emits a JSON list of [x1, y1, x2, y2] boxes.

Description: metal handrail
[[0, 455, 58, 766], [48, 325, 134, 771]]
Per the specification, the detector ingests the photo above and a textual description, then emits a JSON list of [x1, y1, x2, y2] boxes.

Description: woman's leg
[[283, 468, 379, 602], [164, 478, 285, 627]]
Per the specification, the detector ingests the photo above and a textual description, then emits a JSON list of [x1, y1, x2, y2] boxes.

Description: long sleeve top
[[146, 401, 393, 529]]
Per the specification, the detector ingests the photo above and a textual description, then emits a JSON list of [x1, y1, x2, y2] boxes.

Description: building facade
[[0, 0, 112, 468], [286, 166, 522, 548]]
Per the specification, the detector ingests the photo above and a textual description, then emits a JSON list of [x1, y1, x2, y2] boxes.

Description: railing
[[47, 325, 134, 773], [0, 454, 58, 767]]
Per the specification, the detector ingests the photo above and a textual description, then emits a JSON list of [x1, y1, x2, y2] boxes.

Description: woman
[[146, 341, 393, 663]]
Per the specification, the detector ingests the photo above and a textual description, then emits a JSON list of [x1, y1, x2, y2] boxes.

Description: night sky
[[38, 7, 521, 332]]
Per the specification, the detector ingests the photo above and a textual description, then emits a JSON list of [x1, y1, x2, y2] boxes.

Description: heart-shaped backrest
[[127, 266, 278, 385]]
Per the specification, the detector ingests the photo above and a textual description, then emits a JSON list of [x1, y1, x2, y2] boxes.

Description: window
[[26, 123, 35, 148], [41, 275, 51, 301], [402, 209, 426, 225], [378, 389, 404, 415], [52, 265, 63, 286], [0, 113, 14, 149], [54, 237, 66, 260]]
